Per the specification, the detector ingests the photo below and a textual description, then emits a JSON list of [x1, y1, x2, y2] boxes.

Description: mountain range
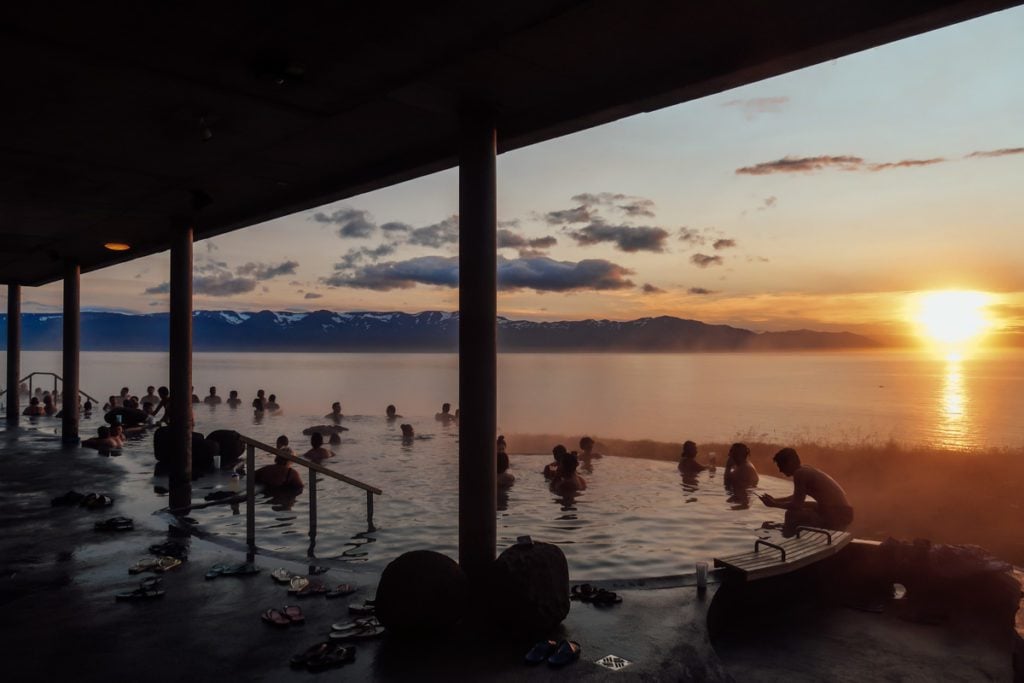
[[0, 310, 878, 352]]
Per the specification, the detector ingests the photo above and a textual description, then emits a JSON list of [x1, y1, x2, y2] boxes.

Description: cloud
[[722, 96, 789, 119], [498, 219, 521, 229], [144, 282, 170, 295], [312, 207, 377, 238], [381, 221, 411, 233], [641, 283, 665, 294], [867, 158, 946, 171], [736, 155, 864, 175], [205, 241, 219, 252], [677, 227, 707, 246], [617, 198, 655, 218], [304, 292, 323, 299], [688, 287, 717, 295], [690, 253, 723, 268], [570, 192, 627, 207], [323, 255, 634, 292], [544, 206, 592, 225], [966, 147, 1024, 159], [335, 244, 398, 270], [407, 216, 459, 248], [195, 258, 228, 274], [235, 260, 299, 280], [497, 230, 558, 252], [149, 301, 162, 307], [193, 273, 257, 296], [713, 239, 736, 250], [568, 223, 669, 252]]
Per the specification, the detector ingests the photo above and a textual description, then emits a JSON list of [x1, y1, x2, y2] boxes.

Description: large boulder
[[375, 550, 468, 635], [488, 539, 570, 634]]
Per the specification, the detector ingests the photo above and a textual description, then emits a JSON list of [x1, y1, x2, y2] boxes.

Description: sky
[[6, 6, 1024, 344]]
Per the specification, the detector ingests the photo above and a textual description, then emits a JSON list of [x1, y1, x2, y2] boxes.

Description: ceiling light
[[104, 242, 131, 251]]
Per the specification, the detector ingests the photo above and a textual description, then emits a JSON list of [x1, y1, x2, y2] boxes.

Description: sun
[[913, 290, 992, 345]]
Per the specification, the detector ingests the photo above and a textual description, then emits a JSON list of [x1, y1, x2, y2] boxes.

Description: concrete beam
[[61, 263, 80, 444]]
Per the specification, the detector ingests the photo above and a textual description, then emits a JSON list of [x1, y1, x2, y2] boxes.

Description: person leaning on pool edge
[[758, 447, 853, 536]]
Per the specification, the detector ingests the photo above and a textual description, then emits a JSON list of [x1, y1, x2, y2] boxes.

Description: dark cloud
[[736, 155, 864, 175], [641, 283, 665, 294], [966, 147, 1024, 159], [544, 206, 592, 225], [335, 244, 398, 270], [381, 221, 412, 233], [722, 96, 789, 119], [407, 216, 459, 248], [688, 287, 717, 295], [690, 253, 723, 268], [497, 230, 558, 252], [195, 258, 229, 274], [312, 207, 377, 238], [529, 236, 557, 249], [617, 198, 655, 218], [570, 192, 627, 207], [304, 292, 323, 300], [498, 219, 521, 229], [144, 282, 170, 295], [713, 239, 736, 250], [323, 255, 634, 293], [868, 158, 946, 171], [678, 227, 706, 246], [193, 273, 258, 296], [235, 260, 299, 280], [569, 223, 669, 253]]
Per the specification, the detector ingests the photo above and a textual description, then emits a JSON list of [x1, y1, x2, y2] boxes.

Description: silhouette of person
[[723, 442, 759, 490], [758, 447, 853, 536], [677, 440, 706, 475]]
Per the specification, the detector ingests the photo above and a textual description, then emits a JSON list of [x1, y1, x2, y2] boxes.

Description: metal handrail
[[237, 434, 381, 557], [0, 371, 99, 403]]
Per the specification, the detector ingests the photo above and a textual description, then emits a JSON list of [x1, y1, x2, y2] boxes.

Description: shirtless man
[[83, 426, 122, 450], [203, 386, 222, 406], [325, 402, 343, 423], [551, 452, 587, 495], [723, 442, 759, 490], [141, 386, 160, 410], [758, 447, 853, 535], [226, 390, 242, 408], [543, 445, 570, 479], [677, 441, 706, 475], [303, 432, 333, 464], [435, 403, 455, 423]]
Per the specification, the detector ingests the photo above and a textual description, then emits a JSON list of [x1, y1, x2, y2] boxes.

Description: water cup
[[696, 561, 708, 591], [213, 454, 221, 470]]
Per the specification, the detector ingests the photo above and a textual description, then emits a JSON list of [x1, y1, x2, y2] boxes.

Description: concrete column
[[458, 105, 498, 580], [168, 226, 193, 511], [61, 264, 80, 444], [6, 284, 20, 424]]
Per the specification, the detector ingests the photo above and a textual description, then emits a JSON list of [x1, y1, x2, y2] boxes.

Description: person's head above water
[[442, 402, 451, 413], [120, 387, 129, 397], [331, 402, 341, 413], [257, 389, 265, 399], [329, 432, 341, 445], [497, 435, 507, 452], [276, 435, 289, 448], [268, 394, 277, 403], [311, 432, 324, 448], [559, 451, 580, 473], [209, 386, 217, 396], [229, 390, 238, 398], [681, 441, 697, 459], [729, 442, 751, 463], [400, 423, 414, 438], [158, 386, 169, 398], [552, 444, 569, 462], [773, 447, 801, 475], [579, 436, 594, 452], [386, 404, 396, 417], [146, 386, 155, 394]]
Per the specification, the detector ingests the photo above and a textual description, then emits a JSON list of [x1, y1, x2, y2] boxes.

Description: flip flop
[[547, 640, 581, 667], [570, 583, 596, 602], [591, 589, 622, 606], [330, 617, 378, 633], [288, 576, 310, 593], [155, 556, 182, 573], [282, 605, 305, 624], [328, 624, 385, 641], [51, 490, 85, 506], [95, 516, 134, 531], [148, 542, 187, 560], [128, 557, 161, 574], [221, 562, 260, 577], [306, 643, 356, 672], [205, 563, 231, 580], [83, 494, 114, 509], [116, 577, 165, 601], [348, 603, 375, 616], [289, 642, 331, 669], [325, 583, 357, 599], [270, 568, 293, 584], [262, 608, 291, 627], [525, 640, 559, 664], [296, 579, 330, 597]]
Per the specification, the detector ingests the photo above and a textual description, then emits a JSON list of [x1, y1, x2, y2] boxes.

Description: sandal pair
[[116, 577, 165, 602], [329, 617, 383, 640], [129, 556, 181, 574], [525, 639, 581, 666], [262, 605, 304, 627], [289, 642, 356, 671], [95, 516, 134, 532]]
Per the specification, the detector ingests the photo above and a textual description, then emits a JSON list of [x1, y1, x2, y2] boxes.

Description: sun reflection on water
[[938, 356, 970, 449]]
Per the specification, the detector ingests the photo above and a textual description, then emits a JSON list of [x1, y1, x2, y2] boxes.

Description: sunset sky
[[5, 6, 1024, 344]]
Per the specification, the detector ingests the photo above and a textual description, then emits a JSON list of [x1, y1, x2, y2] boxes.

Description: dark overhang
[[1, 0, 1019, 285]]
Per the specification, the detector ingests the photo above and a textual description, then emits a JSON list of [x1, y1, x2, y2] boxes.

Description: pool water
[[71, 407, 789, 581]]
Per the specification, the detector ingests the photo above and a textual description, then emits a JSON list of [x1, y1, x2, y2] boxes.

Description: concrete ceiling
[[1, 0, 1019, 285]]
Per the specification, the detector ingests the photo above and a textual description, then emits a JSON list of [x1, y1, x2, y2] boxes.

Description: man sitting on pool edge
[[758, 447, 853, 536]]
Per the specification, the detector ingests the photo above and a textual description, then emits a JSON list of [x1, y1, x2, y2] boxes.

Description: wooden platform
[[714, 527, 852, 581]]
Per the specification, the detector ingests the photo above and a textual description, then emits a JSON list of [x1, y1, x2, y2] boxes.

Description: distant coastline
[[0, 310, 879, 353]]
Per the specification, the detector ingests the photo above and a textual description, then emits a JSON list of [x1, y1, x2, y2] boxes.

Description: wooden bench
[[714, 526, 852, 581]]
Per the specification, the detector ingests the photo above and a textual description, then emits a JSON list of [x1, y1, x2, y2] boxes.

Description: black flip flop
[[525, 640, 559, 664], [547, 640, 581, 667]]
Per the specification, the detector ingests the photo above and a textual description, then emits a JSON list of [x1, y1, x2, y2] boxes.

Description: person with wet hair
[[497, 435, 507, 455], [723, 442, 758, 490], [544, 444, 571, 479], [141, 386, 159, 409], [400, 424, 415, 443], [386, 404, 401, 420], [677, 440, 706, 474], [551, 451, 586, 494], [256, 438, 303, 491], [226, 390, 242, 408], [759, 447, 853, 536], [203, 386, 222, 406], [435, 402, 455, 423], [325, 402, 343, 423], [266, 394, 281, 413], [497, 451, 515, 488], [328, 431, 341, 446], [303, 431, 333, 464]]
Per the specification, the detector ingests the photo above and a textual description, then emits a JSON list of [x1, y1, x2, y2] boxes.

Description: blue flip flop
[[547, 640, 581, 667], [525, 639, 558, 664]]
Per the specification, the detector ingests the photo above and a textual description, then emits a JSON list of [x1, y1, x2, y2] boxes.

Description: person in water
[[203, 386, 221, 406], [266, 394, 281, 413], [141, 386, 159, 409], [303, 431, 333, 464], [497, 451, 515, 488], [328, 431, 341, 446], [252, 397, 264, 414], [226, 390, 242, 408], [275, 435, 295, 458], [22, 396, 45, 416], [497, 435, 507, 455], [758, 447, 853, 536], [82, 426, 122, 450], [551, 451, 586, 494], [386, 404, 401, 420], [723, 442, 758, 490], [400, 424, 415, 443], [677, 440, 707, 474], [325, 402, 343, 422], [543, 445, 571, 479], [435, 403, 455, 423], [255, 452, 303, 490]]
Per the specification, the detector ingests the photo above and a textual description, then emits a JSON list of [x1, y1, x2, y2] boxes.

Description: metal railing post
[[366, 491, 374, 529], [308, 469, 318, 556], [246, 443, 256, 550]]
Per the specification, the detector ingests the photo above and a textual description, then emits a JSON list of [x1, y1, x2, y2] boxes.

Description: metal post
[[366, 491, 374, 530], [6, 284, 20, 424], [308, 470, 317, 556], [168, 225, 193, 511], [458, 103, 498, 581], [246, 443, 256, 550], [61, 263, 80, 444]]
